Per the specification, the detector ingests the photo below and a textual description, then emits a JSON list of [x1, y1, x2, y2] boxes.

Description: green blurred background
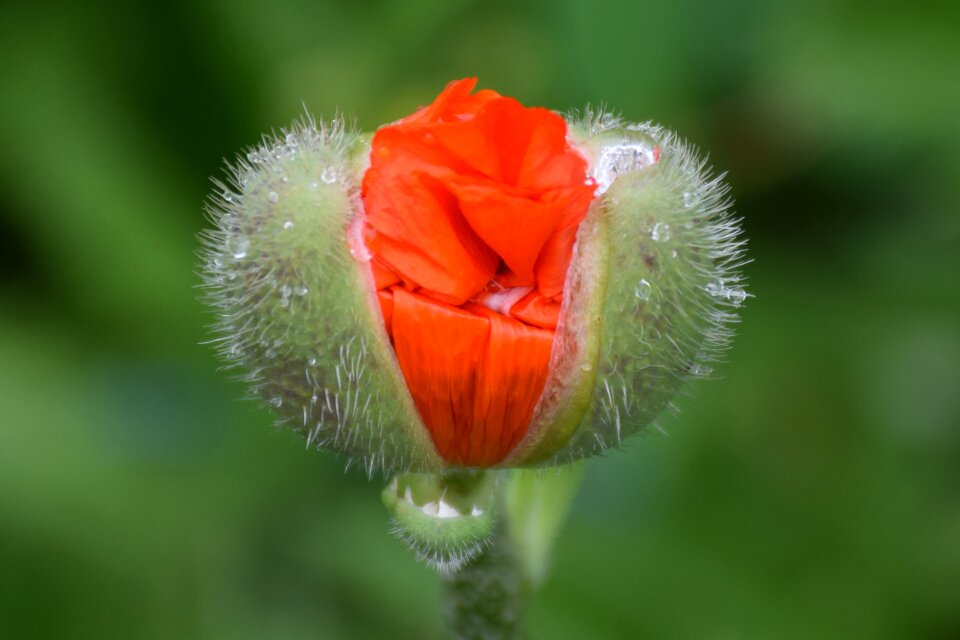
[[2, 0, 958, 638]]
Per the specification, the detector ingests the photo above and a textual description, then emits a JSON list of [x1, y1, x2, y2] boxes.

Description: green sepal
[[543, 116, 746, 463], [382, 471, 498, 573], [201, 118, 441, 476]]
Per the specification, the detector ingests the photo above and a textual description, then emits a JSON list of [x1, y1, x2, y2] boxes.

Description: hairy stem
[[440, 518, 525, 640], [437, 466, 585, 638]]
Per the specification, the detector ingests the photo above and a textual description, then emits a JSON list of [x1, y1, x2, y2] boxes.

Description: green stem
[[440, 517, 525, 640], [438, 465, 586, 639]]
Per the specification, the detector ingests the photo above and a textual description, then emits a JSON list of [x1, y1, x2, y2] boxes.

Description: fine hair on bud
[[543, 108, 749, 464], [199, 114, 440, 477]]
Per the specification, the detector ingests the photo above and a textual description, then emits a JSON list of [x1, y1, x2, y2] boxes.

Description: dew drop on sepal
[[593, 142, 658, 194], [227, 235, 249, 260], [651, 222, 672, 242], [634, 279, 652, 300], [706, 279, 747, 307]]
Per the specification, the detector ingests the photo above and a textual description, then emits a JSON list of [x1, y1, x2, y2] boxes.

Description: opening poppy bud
[[201, 80, 747, 477]]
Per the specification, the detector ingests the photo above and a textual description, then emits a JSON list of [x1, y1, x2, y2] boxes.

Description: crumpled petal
[[362, 78, 596, 466]]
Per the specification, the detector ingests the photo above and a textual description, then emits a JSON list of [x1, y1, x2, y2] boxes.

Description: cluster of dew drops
[[220, 128, 348, 310], [590, 146, 741, 323]]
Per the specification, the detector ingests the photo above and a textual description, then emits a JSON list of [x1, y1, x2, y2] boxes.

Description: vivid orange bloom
[[361, 78, 596, 466]]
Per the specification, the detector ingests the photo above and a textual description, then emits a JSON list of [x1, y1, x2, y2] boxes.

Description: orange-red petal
[[363, 164, 498, 303], [390, 288, 490, 462], [370, 256, 401, 290], [400, 78, 500, 125], [509, 291, 561, 329], [450, 181, 569, 283], [361, 79, 596, 466], [466, 303, 554, 463], [389, 288, 553, 466], [534, 185, 596, 298]]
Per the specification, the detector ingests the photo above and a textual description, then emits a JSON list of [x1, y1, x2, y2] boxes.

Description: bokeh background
[[2, 0, 958, 638]]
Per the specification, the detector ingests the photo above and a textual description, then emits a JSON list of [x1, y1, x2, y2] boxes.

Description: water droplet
[[227, 235, 249, 259], [593, 142, 659, 194], [268, 396, 283, 408], [283, 220, 294, 230], [581, 362, 593, 372], [634, 278, 652, 300], [308, 357, 318, 367], [670, 249, 678, 258], [726, 287, 747, 306], [268, 191, 279, 203], [705, 279, 747, 307], [278, 284, 292, 307], [281, 175, 289, 183], [706, 280, 724, 297], [651, 222, 672, 242], [294, 285, 308, 296], [690, 363, 713, 377], [285, 133, 297, 147], [246, 151, 261, 164], [320, 166, 337, 184], [683, 191, 699, 208]]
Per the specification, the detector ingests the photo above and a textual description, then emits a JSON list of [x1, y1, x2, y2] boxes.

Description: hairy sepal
[[382, 471, 498, 574], [200, 118, 441, 476], [525, 114, 748, 465]]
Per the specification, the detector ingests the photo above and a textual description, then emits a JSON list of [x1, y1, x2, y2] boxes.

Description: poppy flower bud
[[200, 79, 746, 478]]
